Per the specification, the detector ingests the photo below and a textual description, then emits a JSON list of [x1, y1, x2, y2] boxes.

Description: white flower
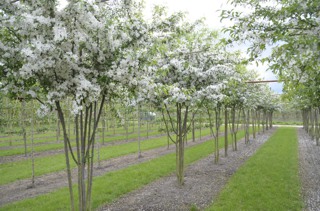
[[53, 23, 68, 42]]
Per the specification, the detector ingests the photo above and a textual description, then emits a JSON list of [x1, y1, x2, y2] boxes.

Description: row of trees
[[221, 0, 319, 144], [0, 0, 280, 210]]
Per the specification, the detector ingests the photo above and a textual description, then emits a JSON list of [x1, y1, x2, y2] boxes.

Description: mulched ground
[[99, 129, 276, 211]]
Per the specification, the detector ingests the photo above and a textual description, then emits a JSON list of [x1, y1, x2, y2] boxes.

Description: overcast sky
[[58, 0, 283, 93]]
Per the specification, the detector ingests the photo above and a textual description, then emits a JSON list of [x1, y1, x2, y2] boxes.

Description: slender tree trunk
[[257, 110, 261, 134], [125, 108, 128, 141], [137, 104, 142, 158], [86, 102, 97, 210], [176, 103, 188, 185], [224, 107, 228, 157], [20, 100, 27, 157], [199, 111, 202, 141], [113, 113, 116, 135], [57, 112, 61, 143], [56, 102, 75, 211], [230, 106, 235, 151], [30, 116, 35, 188], [315, 107, 320, 146], [132, 110, 135, 133], [147, 105, 150, 138], [215, 107, 220, 163], [310, 108, 315, 140], [265, 110, 269, 131], [57, 96, 104, 211], [192, 112, 195, 142], [102, 109, 105, 145], [234, 108, 241, 151], [243, 109, 250, 144], [269, 111, 273, 128], [262, 110, 266, 133], [252, 110, 256, 139]]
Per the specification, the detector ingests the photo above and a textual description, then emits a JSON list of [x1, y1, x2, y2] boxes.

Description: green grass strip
[[207, 127, 303, 211], [1, 129, 241, 211], [0, 128, 212, 185]]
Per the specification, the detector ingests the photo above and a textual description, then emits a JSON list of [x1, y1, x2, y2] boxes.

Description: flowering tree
[[0, 0, 156, 210], [221, 0, 319, 136], [144, 14, 237, 184], [222, 64, 254, 150]]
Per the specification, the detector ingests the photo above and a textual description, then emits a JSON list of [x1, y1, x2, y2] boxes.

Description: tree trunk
[[265, 110, 269, 131], [269, 111, 273, 128], [230, 106, 235, 151], [30, 116, 35, 188], [215, 107, 220, 163], [102, 109, 105, 145], [243, 109, 250, 144], [56, 102, 75, 211], [20, 100, 27, 157], [199, 111, 202, 141], [175, 103, 188, 186], [252, 110, 256, 139], [137, 104, 142, 158], [315, 107, 320, 146], [224, 107, 228, 157], [125, 108, 128, 141], [310, 108, 315, 140], [192, 112, 195, 142], [262, 110, 266, 133], [56, 97, 104, 211], [132, 110, 135, 133], [57, 111, 61, 143], [257, 110, 261, 134], [147, 106, 150, 138]]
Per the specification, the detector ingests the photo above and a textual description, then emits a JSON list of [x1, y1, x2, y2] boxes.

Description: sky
[[58, 0, 283, 93]]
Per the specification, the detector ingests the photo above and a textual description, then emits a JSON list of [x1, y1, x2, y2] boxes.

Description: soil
[[99, 129, 276, 211], [298, 128, 320, 211]]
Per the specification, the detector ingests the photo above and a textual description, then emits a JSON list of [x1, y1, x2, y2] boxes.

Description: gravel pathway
[[99, 129, 276, 211], [298, 128, 320, 211]]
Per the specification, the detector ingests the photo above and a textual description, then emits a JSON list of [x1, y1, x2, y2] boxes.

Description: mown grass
[[1, 129, 247, 211], [0, 128, 213, 185], [207, 127, 303, 211]]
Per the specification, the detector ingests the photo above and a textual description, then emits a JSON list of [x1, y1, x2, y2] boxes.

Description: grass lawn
[[1, 129, 245, 211], [207, 127, 303, 211]]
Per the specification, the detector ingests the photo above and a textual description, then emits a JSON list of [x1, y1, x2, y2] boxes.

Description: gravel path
[[298, 128, 320, 211], [99, 129, 276, 211]]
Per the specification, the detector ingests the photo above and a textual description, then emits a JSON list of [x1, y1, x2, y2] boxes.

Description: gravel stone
[[298, 128, 320, 211]]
